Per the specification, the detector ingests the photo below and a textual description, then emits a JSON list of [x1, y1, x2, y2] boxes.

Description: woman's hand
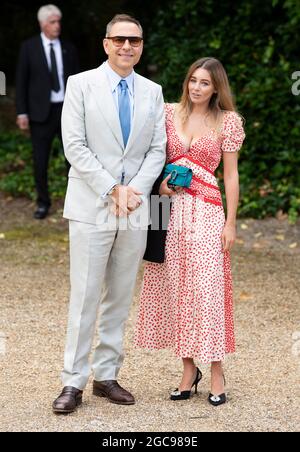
[[221, 223, 236, 252], [159, 174, 182, 196]]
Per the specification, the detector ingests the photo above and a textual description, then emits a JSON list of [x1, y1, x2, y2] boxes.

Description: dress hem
[[134, 343, 235, 364]]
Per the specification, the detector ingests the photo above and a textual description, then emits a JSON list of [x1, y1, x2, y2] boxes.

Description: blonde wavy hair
[[178, 57, 238, 130]]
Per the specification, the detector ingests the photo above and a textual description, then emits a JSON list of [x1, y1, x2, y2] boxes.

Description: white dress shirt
[[41, 32, 65, 103], [103, 60, 135, 121]]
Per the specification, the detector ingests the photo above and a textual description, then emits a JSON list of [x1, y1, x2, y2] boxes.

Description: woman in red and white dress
[[135, 58, 245, 406]]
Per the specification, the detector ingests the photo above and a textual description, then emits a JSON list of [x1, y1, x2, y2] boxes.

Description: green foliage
[[0, 133, 67, 201], [147, 0, 300, 222], [1, 0, 300, 222]]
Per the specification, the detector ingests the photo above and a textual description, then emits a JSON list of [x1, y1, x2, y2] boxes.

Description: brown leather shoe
[[52, 386, 83, 414], [93, 380, 135, 405]]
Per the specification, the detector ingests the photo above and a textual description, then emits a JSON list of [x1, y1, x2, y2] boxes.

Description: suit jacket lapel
[[60, 40, 68, 87], [89, 65, 124, 149], [37, 36, 51, 78], [125, 73, 150, 154]]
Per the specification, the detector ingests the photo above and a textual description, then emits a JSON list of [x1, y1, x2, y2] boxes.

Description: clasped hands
[[110, 185, 142, 217]]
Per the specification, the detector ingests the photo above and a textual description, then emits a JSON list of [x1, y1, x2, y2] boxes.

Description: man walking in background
[[16, 4, 79, 219]]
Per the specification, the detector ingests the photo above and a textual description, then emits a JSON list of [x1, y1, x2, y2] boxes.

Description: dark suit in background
[[16, 35, 79, 211]]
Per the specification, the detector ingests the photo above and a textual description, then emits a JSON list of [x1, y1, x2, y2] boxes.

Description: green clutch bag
[[163, 164, 193, 188]]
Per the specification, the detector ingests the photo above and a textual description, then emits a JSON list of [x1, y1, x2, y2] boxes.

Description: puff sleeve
[[221, 111, 245, 153]]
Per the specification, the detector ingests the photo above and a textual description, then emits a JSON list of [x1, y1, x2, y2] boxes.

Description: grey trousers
[[61, 220, 147, 390]]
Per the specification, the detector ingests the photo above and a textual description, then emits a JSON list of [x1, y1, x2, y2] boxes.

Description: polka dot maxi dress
[[135, 103, 245, 363]]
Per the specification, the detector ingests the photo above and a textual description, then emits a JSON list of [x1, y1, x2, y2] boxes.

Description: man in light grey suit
[[53, 14, 166, 414]]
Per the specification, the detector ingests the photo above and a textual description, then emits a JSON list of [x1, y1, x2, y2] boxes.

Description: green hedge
[[146, 0, 300, 222], [0, 133, 67, 201], [1, 0, 300, 222], [0, 126, 298, 222]]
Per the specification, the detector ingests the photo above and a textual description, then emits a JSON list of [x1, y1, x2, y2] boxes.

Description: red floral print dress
[[135, 103, 245, 363]]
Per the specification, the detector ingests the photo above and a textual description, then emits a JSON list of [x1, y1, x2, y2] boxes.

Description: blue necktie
[[118, 79, 131, 147]]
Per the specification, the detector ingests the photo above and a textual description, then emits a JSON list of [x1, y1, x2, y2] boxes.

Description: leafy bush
[[0, 132, 67, 201], [1, 0, 300, 223], [146, 0, 300, 222]]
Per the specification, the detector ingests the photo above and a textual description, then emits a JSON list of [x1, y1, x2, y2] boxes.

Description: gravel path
[[0, 196, 299, 432]]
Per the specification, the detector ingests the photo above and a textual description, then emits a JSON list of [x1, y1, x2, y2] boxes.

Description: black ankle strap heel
[[170, 367, 202, 401]]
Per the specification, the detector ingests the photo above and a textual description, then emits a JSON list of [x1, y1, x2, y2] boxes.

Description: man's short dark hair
[[106, 14, 143, 37]]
